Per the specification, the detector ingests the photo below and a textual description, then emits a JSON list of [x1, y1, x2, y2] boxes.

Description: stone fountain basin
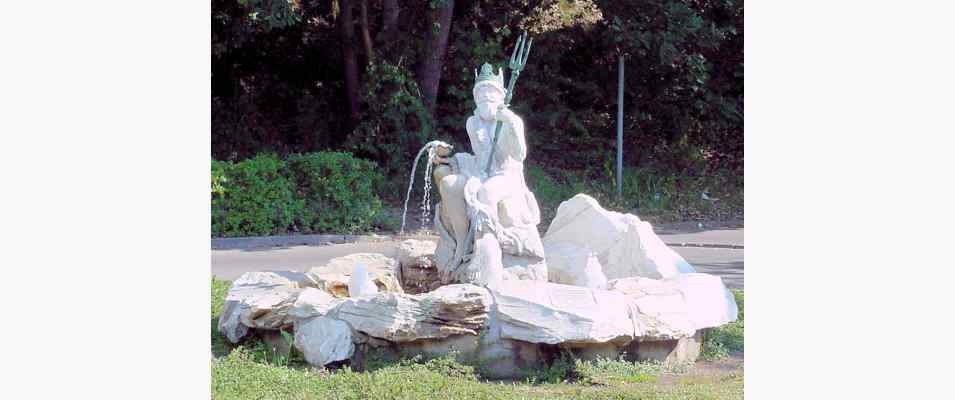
[[217, 251, 737, 378]]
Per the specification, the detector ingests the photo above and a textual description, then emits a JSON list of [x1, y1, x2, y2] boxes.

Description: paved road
[[211, 229, 743, 289], [659, 229, 743, 248]]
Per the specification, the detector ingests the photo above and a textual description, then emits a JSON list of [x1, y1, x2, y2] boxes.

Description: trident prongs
[[504, 31, 531, 104], [510, 31, 525, 69]]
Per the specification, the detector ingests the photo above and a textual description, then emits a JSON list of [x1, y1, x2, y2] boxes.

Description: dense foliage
[[286, 152, 384, 233], [211, 152, 385, 237], [213, 0, 743, 181]]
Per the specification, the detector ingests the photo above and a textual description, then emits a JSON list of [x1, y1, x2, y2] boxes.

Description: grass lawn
[[211, 278, 744, 399]]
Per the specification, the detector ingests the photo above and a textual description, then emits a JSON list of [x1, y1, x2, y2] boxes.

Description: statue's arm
[[499, 109, 527, 161], [465, 116, 480, 154]]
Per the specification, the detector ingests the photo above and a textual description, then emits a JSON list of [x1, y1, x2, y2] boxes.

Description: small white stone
[[348, 263, 379, 297], [308, 253, 402, 297]]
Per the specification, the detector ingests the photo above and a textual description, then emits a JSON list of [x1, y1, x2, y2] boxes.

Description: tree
[[339, 0, 361, 126], [415, 0, 456, 111]]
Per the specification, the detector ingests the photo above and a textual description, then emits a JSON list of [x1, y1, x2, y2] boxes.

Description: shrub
[[287, 152, 384, 234], [211, 152, 386, 237], [211, 154, 303, 237]]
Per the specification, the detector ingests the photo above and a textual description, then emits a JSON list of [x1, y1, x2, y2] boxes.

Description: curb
[[213, 233, 742, 251], [212, 234, 367, 250], [211, 233, 435, 250], [663, 242, 743, 250]]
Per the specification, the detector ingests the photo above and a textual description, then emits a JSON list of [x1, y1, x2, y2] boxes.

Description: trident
[[485, 31, 532, 175]]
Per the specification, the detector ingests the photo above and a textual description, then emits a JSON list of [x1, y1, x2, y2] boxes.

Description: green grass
[[211, 279, 744, 399], [212, 277, 232, 356], [213, 349, 743, 399], [701, 289, 745, 361]]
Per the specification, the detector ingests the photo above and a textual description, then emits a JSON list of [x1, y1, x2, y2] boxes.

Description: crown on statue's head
[[474, 62, 505, 92]]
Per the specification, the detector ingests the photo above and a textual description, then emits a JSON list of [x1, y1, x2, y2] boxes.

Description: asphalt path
[[211, 229, 744, 289]]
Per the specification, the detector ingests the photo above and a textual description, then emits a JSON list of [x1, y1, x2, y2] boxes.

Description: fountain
[[217, 32, 739, 378], [400, 140, 452, 234]]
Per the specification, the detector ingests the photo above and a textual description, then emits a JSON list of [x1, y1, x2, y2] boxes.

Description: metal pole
[[616, 54, 624, 197]]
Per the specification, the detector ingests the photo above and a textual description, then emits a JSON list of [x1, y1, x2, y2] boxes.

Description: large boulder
[[609, 277, 697, 341], [543, 194, 695, 282], [289, 287, 345, 320], [218, 271, 315, 343], [294, 316, 354, 366], [307, 253, 403, 297], [396, 239, 442, 294], [672, 273, 739, 329], [543, 242, 607, 289], [333, 284, 490, 342], [492, 280, 637, 344], [608, 273, 738, 340]]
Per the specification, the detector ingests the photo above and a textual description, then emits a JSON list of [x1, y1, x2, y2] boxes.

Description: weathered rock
[[501, 254, 549, 282], [607, 274, 738, 340], [674, 273, 739, 330], [625, 331, 703, 365], [218, 271, 313, 343], [474, 305, 548, 379], [561, 342, 622, 361], [543, 194, 695, 281], [294, 316, 354, 366], [289, 287, 345, 320], [397, 335, 480, 359], [606, 275, 680, 297], [307, 253, 403, 297], [334, 284, 490, 342], [396, 239, 442, 294], [544, 242, 607, 289], [492, 280, 637, 344], [608, 276, 694, 342]]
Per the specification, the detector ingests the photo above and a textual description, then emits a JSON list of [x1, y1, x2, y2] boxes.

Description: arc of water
[[400, 140, 452, 234]]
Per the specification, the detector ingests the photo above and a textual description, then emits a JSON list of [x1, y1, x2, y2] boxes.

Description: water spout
[[401, 140, 451, 234]]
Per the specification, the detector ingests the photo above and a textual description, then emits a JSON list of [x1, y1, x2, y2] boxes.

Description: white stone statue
[[431, 63, 547, 289]]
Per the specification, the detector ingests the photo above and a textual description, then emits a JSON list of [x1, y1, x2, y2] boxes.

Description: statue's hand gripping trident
[[485, 31, 532, 176]]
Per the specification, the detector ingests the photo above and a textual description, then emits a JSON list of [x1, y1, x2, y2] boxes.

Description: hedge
[[211, 152, 384, 237]]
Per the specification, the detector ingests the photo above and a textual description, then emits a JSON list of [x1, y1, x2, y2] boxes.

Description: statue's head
[[473, 63, 506, 121]]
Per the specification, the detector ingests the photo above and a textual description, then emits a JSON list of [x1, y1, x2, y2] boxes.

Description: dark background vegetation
[[212, 0, 743, 236]]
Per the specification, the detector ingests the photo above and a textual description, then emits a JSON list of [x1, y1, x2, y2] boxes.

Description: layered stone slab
[[333, 284, 491, 342], [492, 280, 638, 344], [217, 271, 315, 343], [396, 239, 442, 294]]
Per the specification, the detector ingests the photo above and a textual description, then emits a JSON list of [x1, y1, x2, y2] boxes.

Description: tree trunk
[[359, 0, 374, 63], [339, 0, 360, 125], [415, 0, 455, 111], [377, 0, 400, 43]]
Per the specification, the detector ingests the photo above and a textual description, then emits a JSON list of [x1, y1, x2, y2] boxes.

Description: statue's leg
[[476, 175, 516, 229], [438, 174, 469, 251], [472, 231, 504, 290]]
